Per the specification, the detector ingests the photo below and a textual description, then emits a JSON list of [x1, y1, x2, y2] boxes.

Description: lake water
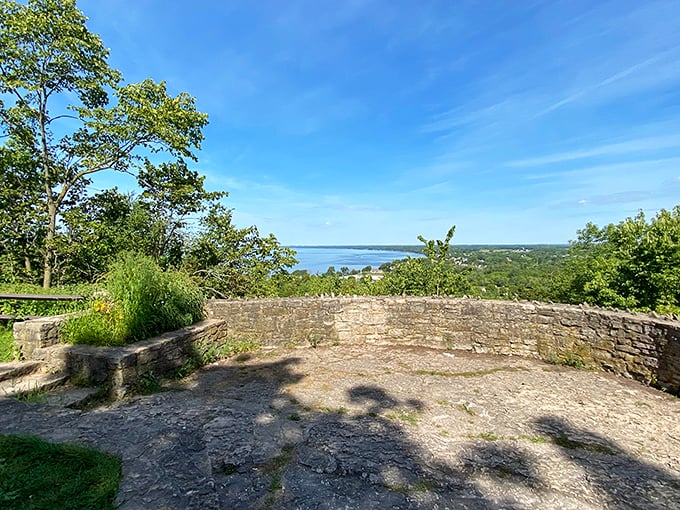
[[289, 247, 420, 274]]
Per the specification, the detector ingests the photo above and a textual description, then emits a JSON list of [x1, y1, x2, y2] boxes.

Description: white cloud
[[507, 134, 680, 167]]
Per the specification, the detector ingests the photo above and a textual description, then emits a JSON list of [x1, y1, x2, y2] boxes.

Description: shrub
[[62, 252, 204, 346]]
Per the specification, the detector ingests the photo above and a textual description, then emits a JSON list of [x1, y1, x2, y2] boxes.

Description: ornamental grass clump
[[62, 253, 204, 346]]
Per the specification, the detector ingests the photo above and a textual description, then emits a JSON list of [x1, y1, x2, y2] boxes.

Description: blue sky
[[83, 0, 680, 245]]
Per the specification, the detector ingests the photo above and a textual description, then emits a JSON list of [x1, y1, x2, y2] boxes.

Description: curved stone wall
[[205, 296, 680, 394]]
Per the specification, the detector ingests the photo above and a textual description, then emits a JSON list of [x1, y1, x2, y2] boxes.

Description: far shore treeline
[[2, 0, 680, 322]]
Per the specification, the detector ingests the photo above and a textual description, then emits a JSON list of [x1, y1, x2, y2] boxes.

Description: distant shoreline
[[289, 244, 569, 251]]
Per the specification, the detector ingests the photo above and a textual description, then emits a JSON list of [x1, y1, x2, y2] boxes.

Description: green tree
[[0, 0, 208, 287], [559, 207, 680, 313], [418, 226, 456, 296], [183, 204, 297, 297], [379, 226, 470, 297], [136, 159, 226, 267], [58, 189, 143, 282], [0, 146, 44, 282]]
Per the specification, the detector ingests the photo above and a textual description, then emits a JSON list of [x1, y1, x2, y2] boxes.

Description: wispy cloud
[[534, 51, 678, 117], [508, 134, 680, 167], [82, 0, 680, 245]]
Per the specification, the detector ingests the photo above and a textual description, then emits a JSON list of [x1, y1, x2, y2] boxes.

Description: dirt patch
[[1, 344, 679, 509]]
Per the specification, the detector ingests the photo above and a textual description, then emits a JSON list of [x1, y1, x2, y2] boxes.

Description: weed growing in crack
[[457, 403, 476, 416], [13, 387, 47, 404], [137, 371, 163, 395], [386, 409, 419, 426], [469, 431, 501, 441]]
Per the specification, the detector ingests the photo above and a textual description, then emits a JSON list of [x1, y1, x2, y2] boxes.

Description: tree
[[0, 0, 208, 287], [135, 159, 226, 267], [379, 226, 470, 297], [417, 225, 458, 296], [559, 207, 680, 313], [0, 146, 44, 282], [58, 188, 142, 283], [183, 204, 298, 297]]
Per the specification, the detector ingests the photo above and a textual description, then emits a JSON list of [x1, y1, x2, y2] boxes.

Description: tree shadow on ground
[[533, 416, 680, 510], [179, 362, 539, 509], [2, 351, 680, 509]]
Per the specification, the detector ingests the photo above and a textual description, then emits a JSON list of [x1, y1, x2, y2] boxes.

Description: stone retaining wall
[[24, 320, 227, 398], [14, 297, 680, 396], [13, 314, 70, 358], [65, 320, 228, 397], [205, 296, 680, 393]]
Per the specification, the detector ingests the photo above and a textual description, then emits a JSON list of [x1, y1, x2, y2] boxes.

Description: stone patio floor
[[1, 344, 679, 509]]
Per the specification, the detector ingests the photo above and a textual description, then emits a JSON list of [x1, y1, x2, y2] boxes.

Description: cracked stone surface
[[0, 344, 679, 509]]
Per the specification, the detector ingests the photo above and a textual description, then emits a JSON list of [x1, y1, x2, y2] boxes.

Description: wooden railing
[[0, 293, 84, 321]]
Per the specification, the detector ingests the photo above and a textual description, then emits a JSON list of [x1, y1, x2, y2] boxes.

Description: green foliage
[[184, 204, 297, 297], [417, 226, 456, 296], [558, 207, 680, 314], [12, 386, 47, 404], [135, 159, 226, 267], [0, 147, 45, 284], [271, 268, 374, 297], [198, 338, 260, 365], [386, 409, 419, 425], [547, 351, 586, 369], [62, 252, 204, 346], [1, 1, 298, 296], [0, 325, 17, 362], [377, 227, 471, 297], [0, 283, 89, 318], [0, 0, 207, 287], [137, 371, 163, 395], [175, 338, 261, 379], [459, 246, 568, 301], [379, 257, 471, 296], [0, 433, 121, 510]]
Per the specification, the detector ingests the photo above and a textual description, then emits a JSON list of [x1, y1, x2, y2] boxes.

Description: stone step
[[44, 385, 102, 409], [0, 360, 44, 383], [0, 372, 69, 400]]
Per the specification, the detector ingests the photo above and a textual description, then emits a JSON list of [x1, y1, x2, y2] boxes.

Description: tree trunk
[[42, 201, 57, 288]]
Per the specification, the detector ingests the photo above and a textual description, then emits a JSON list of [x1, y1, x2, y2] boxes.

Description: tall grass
[[62, 253, 204, 346]]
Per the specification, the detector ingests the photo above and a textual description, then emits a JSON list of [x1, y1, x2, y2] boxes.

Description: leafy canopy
[[0, 0, 208, 287], [559, 207, 680, 314]]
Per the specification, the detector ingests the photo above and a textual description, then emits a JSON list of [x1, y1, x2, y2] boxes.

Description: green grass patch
[[412, 480, 438, 492], [386, 409, 419, 426], [550, 434, 615, 454], [137, 371, 163, 395], [261, 444, 296, 493], [12, 387, 47, 404], [316, 405, 349, 415], [174, 338, 262, 379], [518, 434, 550, 444], [0, 434, 121, 510], [415, 367, 521, 378], [200, 338, 261, 364], [457, 403, 476, 416], [385, 479, 438, 494], [0, 325, 17, 362], [468, 431, 501, 441]]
